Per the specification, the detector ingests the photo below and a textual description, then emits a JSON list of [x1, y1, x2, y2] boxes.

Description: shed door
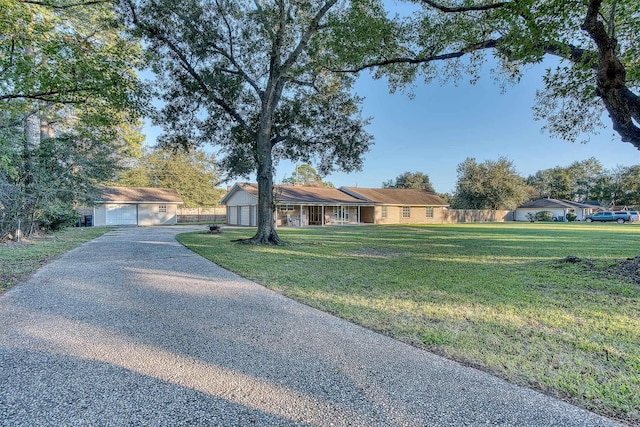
[[106, 204, 138, 225], [239, 206, 250, 226], [228, 206, 238, 225]]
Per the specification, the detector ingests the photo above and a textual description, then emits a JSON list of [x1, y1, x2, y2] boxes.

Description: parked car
[[628, 211, 639, 221], [584, 211, 632, 223]]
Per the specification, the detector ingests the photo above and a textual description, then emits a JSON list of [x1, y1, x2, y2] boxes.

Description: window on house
[[381, 206, 388, 218], [159, 204, 167, 213], [333, 206, 349, 222], [402, 206, 410, 218], [279, 204, 294, 211], [425, 207, 434, 218]]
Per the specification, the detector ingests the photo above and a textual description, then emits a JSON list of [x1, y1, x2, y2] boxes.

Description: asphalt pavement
[[0, 226, 624, 426]]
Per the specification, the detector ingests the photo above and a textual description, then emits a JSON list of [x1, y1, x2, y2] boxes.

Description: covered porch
[[275, 203, 375, 227]]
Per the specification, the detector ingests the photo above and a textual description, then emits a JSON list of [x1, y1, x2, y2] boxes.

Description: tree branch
[[581, 0, 640, 148], [420, 0, 511, 13], [333, 39, 500, 73], [19, 0, 109, 9], [124, 0, 257, 139], [0, 88, 93, 103], [281, 0, 339, 72]]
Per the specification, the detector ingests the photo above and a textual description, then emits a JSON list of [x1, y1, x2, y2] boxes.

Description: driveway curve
[[0, 226, 623, 426]]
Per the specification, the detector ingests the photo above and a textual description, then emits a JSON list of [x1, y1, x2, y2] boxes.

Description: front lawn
[[0, 227, 110, 292], [178, 223, 640, 425]]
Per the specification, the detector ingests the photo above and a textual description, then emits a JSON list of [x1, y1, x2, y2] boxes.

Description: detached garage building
[[92, 186, 183, 226]]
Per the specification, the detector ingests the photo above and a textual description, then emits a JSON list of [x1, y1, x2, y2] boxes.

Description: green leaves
[[452, 157, 530, 210]]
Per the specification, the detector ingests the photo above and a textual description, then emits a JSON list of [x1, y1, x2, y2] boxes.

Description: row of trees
[[386, 157, 640, 210]]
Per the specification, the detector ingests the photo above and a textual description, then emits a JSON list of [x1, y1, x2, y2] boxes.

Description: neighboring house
[[341, 187, 449, 225], [514, 198, 599, 221], [91, 186, 184, 226], [221, 183, 449, 226]]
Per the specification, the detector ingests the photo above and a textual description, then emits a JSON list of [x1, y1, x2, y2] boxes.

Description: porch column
[[299, 204, 303, 227], [357, 206, 361, 224], [322, 206, 325, 226]]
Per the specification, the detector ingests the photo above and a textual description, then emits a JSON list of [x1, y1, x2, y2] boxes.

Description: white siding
[[138, 204, 178, 226], [225, 190, 257, 206]]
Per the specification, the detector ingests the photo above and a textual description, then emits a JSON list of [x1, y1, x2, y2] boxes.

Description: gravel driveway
[[0, 226, 622, 426]]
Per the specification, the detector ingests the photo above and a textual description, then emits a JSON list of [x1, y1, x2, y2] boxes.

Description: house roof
[[340, 187, 449, 206], [227, 183, 369, 205], [517, 198, 596, 209], [97, 186, 184, 204]]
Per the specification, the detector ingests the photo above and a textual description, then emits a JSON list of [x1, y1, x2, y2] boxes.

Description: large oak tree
[[335, 0, 640, 149], [120, 0, 375, 244]]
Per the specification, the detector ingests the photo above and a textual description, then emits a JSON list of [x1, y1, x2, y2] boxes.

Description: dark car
[[584, 211, 632, 223]]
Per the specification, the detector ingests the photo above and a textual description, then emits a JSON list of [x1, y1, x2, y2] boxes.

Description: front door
[[308, 206, 322, 225]]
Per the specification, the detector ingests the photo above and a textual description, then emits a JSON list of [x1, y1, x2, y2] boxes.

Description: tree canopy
[[120, 0, 374, 244], [334, 0, 640, 149], [1, 0, 144, 236], [451, 157, 531, 210], [383, 171, 435, 192], [113, 148, 225, 207], [527, 159, 640, 207], [281, 164, 334, 187]]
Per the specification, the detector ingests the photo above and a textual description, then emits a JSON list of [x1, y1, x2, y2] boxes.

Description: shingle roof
[[340, 187, 449, 206], [97, 186, 184, 204], [238, 183, 368, 205], [517, 198, 595, 209]]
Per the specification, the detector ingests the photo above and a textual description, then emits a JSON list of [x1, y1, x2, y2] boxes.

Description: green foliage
[[451, 157, 530, 210], [525, 212, 535, 222], [38, 203, 78, 231], [121, 0, 376, 243], [281, 164, 334, 187], [383, 171, 435, 192], [112, 148, 225, 207], [535, 210, 554, 222], [566, 212, 577, 222], [526, 158, 640, 206], [0, 0, 146, 233]]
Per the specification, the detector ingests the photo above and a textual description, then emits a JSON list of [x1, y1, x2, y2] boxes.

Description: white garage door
[[106, 204, 138, 225]]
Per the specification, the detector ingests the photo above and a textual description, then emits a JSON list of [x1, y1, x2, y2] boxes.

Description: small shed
[[515, 198, 598, 221], [92, 186, 184, 226]]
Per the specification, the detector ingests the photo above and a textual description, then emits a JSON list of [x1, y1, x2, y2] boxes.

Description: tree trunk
[[582, 0, 640, 148], [240, 131, 283, 245]]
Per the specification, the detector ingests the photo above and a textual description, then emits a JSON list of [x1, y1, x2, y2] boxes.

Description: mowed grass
[[0, 227, 110, 292], [178, 222, 640, 424]]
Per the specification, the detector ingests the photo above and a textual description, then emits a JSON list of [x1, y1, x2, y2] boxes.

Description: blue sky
[[305, 62, 640, 193]]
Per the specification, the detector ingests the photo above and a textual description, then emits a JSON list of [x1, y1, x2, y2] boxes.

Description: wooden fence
[[177, 207, 226, 223], [441, 209, 514, 224]]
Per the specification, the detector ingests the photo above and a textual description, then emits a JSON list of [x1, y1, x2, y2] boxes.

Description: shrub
[[566, 212, 577, 222], [535, 211, 554, 222], [38, 203, 79, 231], [525, 212, 536, 222]]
